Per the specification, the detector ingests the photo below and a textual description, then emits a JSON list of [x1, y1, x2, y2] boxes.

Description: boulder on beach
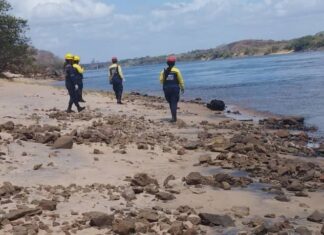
[[206, 99, 225, 111]]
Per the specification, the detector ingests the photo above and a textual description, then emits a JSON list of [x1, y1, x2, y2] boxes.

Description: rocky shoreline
[[0, 78, 323, 234]]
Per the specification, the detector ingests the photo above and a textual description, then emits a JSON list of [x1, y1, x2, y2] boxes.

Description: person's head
[[73, 55, 80, 64], [112, 57, 118, 63], [65, 53, 74, 64], [167, 56, 176, 67]]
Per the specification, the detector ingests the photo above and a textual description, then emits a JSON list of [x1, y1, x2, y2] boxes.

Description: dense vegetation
[[0, 0, 63, 78], [84, 32, 324, 70]]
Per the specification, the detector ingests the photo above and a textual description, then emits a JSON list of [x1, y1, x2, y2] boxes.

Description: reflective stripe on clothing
[[109, 63, 124, 81], [159, 66, 184, 90]]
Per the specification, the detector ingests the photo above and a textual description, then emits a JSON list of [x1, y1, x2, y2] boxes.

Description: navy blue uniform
[[65, 64, 80, 111], [109, 64, 123, 103], [161, 67, 182, 122]]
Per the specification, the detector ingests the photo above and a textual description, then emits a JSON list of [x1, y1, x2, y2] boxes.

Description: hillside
[[84, 32, 324, 69]]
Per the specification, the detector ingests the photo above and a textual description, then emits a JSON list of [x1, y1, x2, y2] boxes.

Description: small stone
[[94, 157, 99, 161], [156, 191, 176, 201], [199, 154, 211, 164], [274, 195, 290, 202], [33, 164, 42, 170], [184, 141, 199, 150], [199, 213, 235, 227], [231, 206, 250, 218], [38, 200, 57, 211], [187, 214, 201, 225], [112, 219, 135, 235], [307, 210, 323, 223], [93, 149, 103, 154], [121, 188, 136, 201], [53, 136, 73, 149], [295, 226, 312, 235], [221, 181, 231, 190], [177, 148, 186, 155], [264, 213, 276, 218], [83, 211, 114, 227]]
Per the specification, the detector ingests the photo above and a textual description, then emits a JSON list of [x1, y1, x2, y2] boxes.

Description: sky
[[7, 0, 324, 63]]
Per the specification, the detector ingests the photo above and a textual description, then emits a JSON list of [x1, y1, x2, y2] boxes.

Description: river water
[[63, 52, 324, 136]]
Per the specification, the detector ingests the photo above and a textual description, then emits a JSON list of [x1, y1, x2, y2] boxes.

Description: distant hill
[[83, 32, 324, 70]]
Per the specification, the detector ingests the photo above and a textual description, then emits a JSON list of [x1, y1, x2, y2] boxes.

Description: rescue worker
[[108, 57, 124, 104], [73, 55, 85, 102], [159, 56, 184, 122], [64, 53, 85, 113]]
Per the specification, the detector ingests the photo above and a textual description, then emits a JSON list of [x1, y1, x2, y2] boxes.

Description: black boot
[[77, 106, 85, 112]]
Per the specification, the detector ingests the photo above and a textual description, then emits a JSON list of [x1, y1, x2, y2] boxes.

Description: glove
[[181, 89, 184, 95]]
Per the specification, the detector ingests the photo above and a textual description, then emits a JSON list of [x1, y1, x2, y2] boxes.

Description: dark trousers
[[66, 84, 80, 110], [76, 79, 83, 101], [163, 87, 180, 121], [112, 82, 123, 103]]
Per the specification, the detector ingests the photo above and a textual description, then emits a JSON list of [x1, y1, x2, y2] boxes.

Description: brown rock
[[199, 213, 235, 227], [276, 130, 290, 138], [0, 182, 19, 196], [83, 211, 114, 227], [231, 206, 250, 218], [93, 149, 103, 154], [177, 148, 186, 155], [274, 195, 290, 202], [185, 172, 206, 185], [5, 208, 42, 221], [33, 164, 42, 170], [112, 219, 135, 235], [168, 221, 184, 235], [163, 175, 176, 188], [131, 173, 159, 187], [38, 199, 57, 211], [184, 141, 200, 150], [156, 191, 176, 201], [53, 136, 73, 149], [199, 154, 211, 164], [137, 209, 159, 222], [121, 188, 136, 201], [307, 210, 323, 223], [187, 214, 201, 225]]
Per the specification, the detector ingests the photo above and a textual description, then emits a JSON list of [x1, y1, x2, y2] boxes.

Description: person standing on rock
[[64, 53, 85, 113], [159, 56, 185, 122], [73, 55, 86, 102], [108, 57, 125, 104]]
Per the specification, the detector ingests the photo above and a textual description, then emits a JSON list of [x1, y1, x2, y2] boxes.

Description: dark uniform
[[65, 63, 83, 112], [159, 57, 185, 122], [109, 63, 124, 104]]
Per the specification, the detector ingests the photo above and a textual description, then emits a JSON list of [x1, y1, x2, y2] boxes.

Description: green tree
[[0, 0, 33, 73]]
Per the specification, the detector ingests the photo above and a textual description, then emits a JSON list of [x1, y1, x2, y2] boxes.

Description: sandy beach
[[0, 78, 323, 235]]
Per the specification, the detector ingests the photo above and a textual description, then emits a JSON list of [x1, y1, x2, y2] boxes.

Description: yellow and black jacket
[[159, 66, 184, 90]]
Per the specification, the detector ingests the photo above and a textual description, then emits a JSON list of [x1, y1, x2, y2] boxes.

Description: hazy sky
[[8, 0, 324, 63]]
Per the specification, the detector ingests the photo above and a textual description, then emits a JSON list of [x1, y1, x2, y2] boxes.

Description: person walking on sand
[[108, 57, 124, 104], [73, 55, 86, 102], [64, 53, 85, 113], [159, 56, 184, 122]]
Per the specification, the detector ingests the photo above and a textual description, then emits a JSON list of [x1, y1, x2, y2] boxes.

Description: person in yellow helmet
[[73, 55, 85, 102], [109, 57, 124, 104], [159, 56, 184, 122], [64, 53, 85, 113]]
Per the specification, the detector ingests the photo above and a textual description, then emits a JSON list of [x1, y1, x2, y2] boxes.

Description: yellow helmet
[[65, 53, 73, 60], [73, 55, 80, 61]]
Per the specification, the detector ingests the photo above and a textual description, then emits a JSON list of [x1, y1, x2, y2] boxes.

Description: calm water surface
[[61, 52, 324, 136]]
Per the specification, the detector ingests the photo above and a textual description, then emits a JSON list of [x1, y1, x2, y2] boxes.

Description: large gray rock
[[53, 136, 73, 149], [83, 211, 114, 227], [199, 213, 235, 227]]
